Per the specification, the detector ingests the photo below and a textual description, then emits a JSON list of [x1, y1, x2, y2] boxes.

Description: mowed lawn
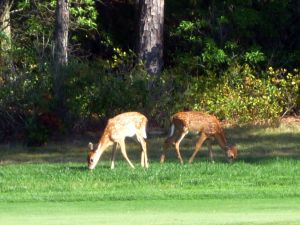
[[1, 198, 300, 225], [0, 121, 300, 224]]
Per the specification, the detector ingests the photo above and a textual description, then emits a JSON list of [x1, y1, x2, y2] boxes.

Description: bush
[[0, 41, 66, 144], [167, 64, 300, 125], [65, 61, 150, 120], [64, 60, 300, 128], [1, 45, 299, 143]]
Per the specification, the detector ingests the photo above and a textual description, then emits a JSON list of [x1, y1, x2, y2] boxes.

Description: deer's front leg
[[189, 132, 207, 163], [174, 130, 188, 164]]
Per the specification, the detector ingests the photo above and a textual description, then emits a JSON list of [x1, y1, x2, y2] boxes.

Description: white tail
[[168, 123, 175, 137], [142, 125, 147, 139], [87, 112, 148, 170], [160, 111, 237, 164]]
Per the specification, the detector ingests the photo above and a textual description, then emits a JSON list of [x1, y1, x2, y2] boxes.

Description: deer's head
[[87, 142, 102, 170], [226, 144, 238, 162]]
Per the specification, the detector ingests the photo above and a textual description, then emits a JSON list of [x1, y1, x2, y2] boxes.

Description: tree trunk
[[54, 0, 69, 106], [0, 0, 13, 52], [54, 0, 69, 116], [138, 0, 164, 76]]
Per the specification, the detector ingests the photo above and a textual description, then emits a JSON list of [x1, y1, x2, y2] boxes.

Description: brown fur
[[87, 112, 148, 170], [160, 111, 237, 164]]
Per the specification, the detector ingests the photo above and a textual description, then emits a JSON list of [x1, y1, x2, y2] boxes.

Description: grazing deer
[[160, 111, 237, 164], [87, 112, 148, 170]]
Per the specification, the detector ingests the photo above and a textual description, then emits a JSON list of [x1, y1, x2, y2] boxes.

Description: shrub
[[65, 61, 150, 120], [172, 64, 300, 125]]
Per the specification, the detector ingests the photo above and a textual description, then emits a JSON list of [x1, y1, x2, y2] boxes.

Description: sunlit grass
[[0, 156, 299, 202], [0, 122, 299, 203]]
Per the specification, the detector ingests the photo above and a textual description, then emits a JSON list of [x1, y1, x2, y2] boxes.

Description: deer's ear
[[88, 142, 94, 151]]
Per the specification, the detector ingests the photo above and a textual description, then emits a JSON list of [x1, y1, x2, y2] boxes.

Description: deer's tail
[[142, 117, 148, 139], [169, 123, 175, 137], [142, 126, 147, 139]]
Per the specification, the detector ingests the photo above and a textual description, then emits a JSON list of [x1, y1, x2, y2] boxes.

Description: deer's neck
[[96, 143, 102, 152], [97, 134, 113, 153], [217, 131, 228, 151]]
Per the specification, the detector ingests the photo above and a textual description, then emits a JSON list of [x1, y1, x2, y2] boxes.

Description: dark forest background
[[1, 0, 300, 145]]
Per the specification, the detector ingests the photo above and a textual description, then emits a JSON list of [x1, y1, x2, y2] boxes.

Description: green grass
[[0, 160, 299, 202], [1, 198, 300, 225], [0, 122, 300, 224]]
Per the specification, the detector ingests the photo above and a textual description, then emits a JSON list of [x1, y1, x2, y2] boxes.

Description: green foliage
[[0, 49, 51, 102], [173, 19, 204, 44], [193, 65, 299, 124], [0, 82, 54, 144], [159, 1, 300, 125], [244, 50, 265, 64], [24, 115, 50, 147], [267, 67, 300, 116], [0, 0, 101, 142], [69, 0, 98, 29], [201, 39, 228, 70], [14, 0, 99, 61], [167, 0, 299, 68], [2, 0, 300, 143], [0, 36, 62, 144], [16, 0, 98, 30], [65, 60, 149, 119], [110, 48, 137, 73]]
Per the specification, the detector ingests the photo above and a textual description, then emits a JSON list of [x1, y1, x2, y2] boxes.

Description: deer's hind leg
[[119, 140, 135, 168], [173, 128, 189, 164], [136, 133, 148, 168], [110, 143, 118, 169]]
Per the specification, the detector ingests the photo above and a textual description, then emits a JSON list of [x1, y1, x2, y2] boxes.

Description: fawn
[[160, 111, 237, 164], [87, 112, 148, 170]]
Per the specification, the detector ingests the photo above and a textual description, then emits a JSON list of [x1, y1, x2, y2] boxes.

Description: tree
[[138, 0, 164, 75], [0, 0, 13, 53], [53, 0, 69, 116]]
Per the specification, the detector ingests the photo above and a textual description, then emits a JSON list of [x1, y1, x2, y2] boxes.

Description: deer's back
[[105, 112, 147, 140], [172, 111, 222, 135]]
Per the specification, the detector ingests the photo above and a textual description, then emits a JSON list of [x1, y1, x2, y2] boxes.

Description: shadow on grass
[[150, 124, 300, 165], [0, 124, 300, 165]]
